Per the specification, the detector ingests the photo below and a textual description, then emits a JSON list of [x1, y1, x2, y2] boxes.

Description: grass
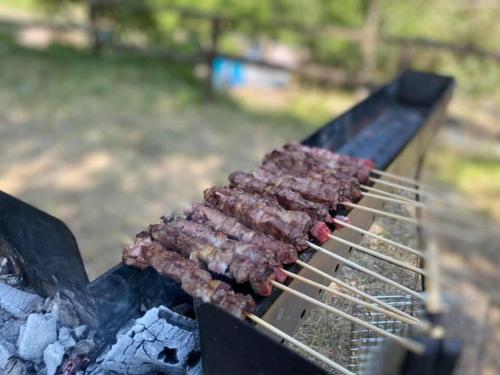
[[0, 35, 357, 278]]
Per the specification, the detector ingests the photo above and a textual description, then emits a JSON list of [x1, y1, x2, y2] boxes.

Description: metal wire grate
[[347, 295, 422, 374]]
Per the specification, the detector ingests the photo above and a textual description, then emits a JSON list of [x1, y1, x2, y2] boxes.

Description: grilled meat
[[204, 186, 329, 248], [229, 171, 334, 224], [123, 233, 255, 319], [187, 204, 298, 265], [162, 216, 286, 283], [284, 142, 375, 183], [261, 149, 362, 203], [251, 169, 344, 209], [150, 222, 277, 296]]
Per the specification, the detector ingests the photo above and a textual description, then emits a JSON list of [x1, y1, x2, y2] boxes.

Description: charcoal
[[0, 340, 15, 370], [73, 339, 95, 356], [0, 282, 42, 319], [43, 342, 64, 375], [0, 258, 10, 276], [16, 306, 58, 361], [72, 325, 88, 340], [0, 310, 23, 346], [58, 327, 76, 349], [5, 357, 30, 375], [101, 306, 201, 375]]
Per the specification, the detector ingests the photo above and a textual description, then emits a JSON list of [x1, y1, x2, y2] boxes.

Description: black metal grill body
[[0, 70, 454, 374]]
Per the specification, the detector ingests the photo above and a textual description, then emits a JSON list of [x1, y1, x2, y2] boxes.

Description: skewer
[[296, 260, 420, 323], [361, 191, 425, 208], [282, 269, 430, 332], [328, 234, 426, 275], [372, 169, 430, 189], [341, 202, 419, 225], [247, 314, 355, 375], [361, 185, 418, 203], [306, 241, 424, 300], [271, 281, 426, 354], [365, 183, 473, 212], [332, 218, 425, 258], [369, 177, 424, 197]]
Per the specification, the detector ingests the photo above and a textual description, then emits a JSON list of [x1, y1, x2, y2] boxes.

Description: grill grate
[[348, 295, 423, 374]]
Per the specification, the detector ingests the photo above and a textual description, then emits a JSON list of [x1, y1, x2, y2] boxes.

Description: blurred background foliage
[[20, 0, 500, 99]]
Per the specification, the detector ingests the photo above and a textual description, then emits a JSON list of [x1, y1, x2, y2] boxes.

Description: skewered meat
[[187, 204, 298, 265], [203, 186, 330, 248], [284, 143, 375, 183], [251, 169, 344, 209], [162, 216, 287, 284], [261, 149, 362, 202], [123, 233, 255, 319], [150, 222, 277, 296], [229, 171, 334, 224]]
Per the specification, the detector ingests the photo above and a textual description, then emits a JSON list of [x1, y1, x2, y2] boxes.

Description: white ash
[[0, 341, 15, 369], [99, 306, 202, 375], [0, 258, 203, 375], [43, 342, 64, 375], [17, 304, 59, 361], [0, 258, 95, 375], [58, 327, 77, 350], [0, 283, 42, 319]]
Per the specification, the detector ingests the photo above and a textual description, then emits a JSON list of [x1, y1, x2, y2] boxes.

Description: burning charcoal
[[101, 306, 201, 375], [0, 282, 42, 319], [16, 307, 58, 361], [43, 341, 65, 375]]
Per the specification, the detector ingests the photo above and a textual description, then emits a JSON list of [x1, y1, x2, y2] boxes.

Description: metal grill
[[348, 295, 423, 374]]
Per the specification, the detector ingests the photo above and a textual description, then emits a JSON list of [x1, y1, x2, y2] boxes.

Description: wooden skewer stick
[[332, 218, 425, 258], [328, 234, 427, 275], [362, 191, 426, 208], [271, 281, 426, 354], [369, 177, 424, 196], [281, 269, 430, 332], [361, 185, 418, 203], [296, 260, 420, 323], [365, 183, 472, 212], [342, 202, 420, 225], [372, 169, 430, 189], [247, 314, 355, 375], [306, 241, 424, 300]]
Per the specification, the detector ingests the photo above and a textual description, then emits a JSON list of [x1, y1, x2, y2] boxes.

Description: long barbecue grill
[[0, 70, 457, 374]]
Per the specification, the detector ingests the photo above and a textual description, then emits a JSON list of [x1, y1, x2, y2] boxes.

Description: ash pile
[[0, 256, 202, 375]]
